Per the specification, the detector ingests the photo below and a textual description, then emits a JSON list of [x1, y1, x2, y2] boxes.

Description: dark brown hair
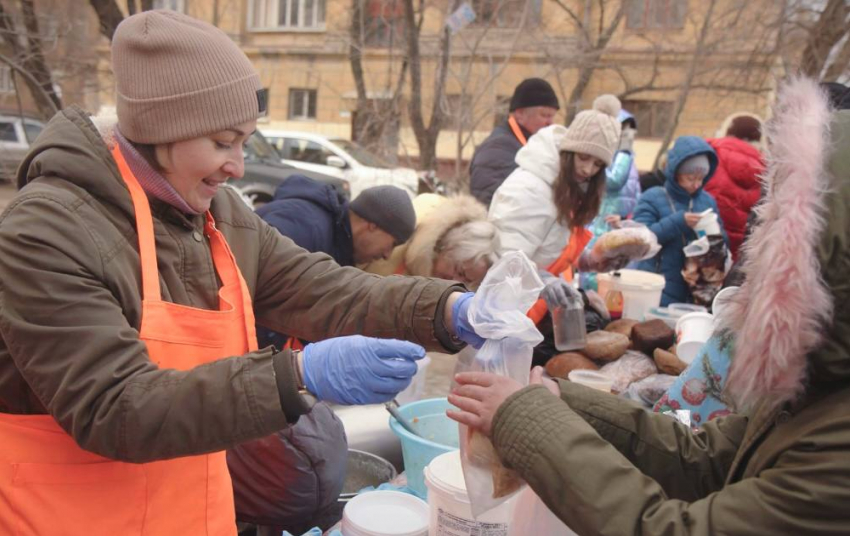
[[553, 151, 605, 228]]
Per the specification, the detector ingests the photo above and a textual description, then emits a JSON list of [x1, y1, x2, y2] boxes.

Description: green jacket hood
[[16, 106, 133, 218]]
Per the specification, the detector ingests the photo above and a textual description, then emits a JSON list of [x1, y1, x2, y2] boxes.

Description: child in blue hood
[[633, 136, 726, 305]]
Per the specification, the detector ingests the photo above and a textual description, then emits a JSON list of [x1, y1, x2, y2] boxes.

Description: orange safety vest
[[527, 228, 592, 325], [0, 145, 258, 535]]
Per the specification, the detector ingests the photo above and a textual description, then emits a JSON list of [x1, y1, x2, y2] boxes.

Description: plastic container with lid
[[597, 269, 665, 321], [342, 490, 429, 536], [424, 450, 516, 536]]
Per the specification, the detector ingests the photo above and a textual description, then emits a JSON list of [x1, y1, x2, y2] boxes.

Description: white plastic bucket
[[567, 370, 613, 392], [597, 269, 666, 321], [424, 450, 515, 536], [396, 355, 432, 406], [695, 211, 721, 237], [675, 312, 715, 364], [342, 490, 429, 536]]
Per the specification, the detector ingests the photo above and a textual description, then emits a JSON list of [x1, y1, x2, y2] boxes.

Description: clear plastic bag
[[597, 350, 658, 394], [508, 487, 578, 536], [623, 373, 678, 407], [590, 221, 661, 266], [681, 235, 729, 307], [454, 251, 544, 518]]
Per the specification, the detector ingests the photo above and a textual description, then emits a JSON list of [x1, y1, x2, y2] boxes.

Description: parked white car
[[260, 130, 419, 199], [0, 114, 45, 180]]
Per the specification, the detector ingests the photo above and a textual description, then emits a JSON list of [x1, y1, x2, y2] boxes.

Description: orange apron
[[527, 228, 592, 324], [0, 145, 258, 535]]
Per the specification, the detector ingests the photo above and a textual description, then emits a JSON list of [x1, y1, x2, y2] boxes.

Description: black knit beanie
[[349, 186, 416, 243], [509, 78, 560, 112]]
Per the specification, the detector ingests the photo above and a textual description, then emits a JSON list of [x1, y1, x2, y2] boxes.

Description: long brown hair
[[553, 151, 605, 228]]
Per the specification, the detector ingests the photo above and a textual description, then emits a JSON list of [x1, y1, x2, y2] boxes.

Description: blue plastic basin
[[388, 397, 459, 498]]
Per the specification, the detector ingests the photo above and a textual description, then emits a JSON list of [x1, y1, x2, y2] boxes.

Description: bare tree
[[0, 0, 62, 119], [778, 0, 850, 82], [89, 0, 124, 41], [348, 0, 410, 160]]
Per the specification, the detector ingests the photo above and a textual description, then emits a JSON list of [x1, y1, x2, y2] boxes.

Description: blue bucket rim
[[388, 397, 456, 451]]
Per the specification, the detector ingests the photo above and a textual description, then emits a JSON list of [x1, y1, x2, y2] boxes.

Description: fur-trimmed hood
[[719, 78, 848, 411], [404, 195, 488, 277]]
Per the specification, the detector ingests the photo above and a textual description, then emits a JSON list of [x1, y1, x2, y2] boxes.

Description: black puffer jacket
[[469, 122, 524, 207]]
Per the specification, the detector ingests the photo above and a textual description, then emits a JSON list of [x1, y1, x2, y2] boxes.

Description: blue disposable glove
[[451, 292, 485, 349], [302, 335, 425, 405]]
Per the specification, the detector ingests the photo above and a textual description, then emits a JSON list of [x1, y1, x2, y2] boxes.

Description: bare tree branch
[[88, 0, 124, 41]]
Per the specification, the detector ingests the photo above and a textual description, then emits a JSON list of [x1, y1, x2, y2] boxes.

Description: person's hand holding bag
[[302, 335, 425, 405]]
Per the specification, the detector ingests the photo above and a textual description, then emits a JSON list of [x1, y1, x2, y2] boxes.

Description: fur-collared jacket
[[364, 193, 488, 278], [489, 79, 850, 535]]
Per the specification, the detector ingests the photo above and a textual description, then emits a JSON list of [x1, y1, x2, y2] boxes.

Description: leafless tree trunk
[[88, 0, 124, 41], [403, 0, 456, 171], [349, 0, 409, 157], [555, 0, 626, 124], [0, 0, 61, 119], [653, 0, 718, 169], [799, 0, 850, 79]]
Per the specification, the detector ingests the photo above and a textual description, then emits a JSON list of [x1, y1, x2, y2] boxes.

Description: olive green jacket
[[0, 106, 462, 463]]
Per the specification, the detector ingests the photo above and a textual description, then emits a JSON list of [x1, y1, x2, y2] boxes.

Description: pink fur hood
[[719, 78, 838, 411]]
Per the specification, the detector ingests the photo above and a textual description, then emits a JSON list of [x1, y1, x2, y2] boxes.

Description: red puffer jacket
[[705, 137, 764, 261]]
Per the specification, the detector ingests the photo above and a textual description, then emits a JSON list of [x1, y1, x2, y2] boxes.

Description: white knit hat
[[559, 95, 622, 165]]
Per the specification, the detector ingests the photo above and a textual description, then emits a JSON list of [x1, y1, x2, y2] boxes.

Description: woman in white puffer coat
[[488, 95, 630, 366]]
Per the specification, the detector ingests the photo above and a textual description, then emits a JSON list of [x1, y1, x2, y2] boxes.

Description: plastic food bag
[[597, 350, 658, 394], [589, 222, 661, 267], [623, 373, 678, 407], [454, 251, 545, 518], [509, 487, 578, 536], [682, 235, 729, 307]]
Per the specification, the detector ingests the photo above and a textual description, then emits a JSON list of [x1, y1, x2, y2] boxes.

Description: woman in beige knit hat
[[488, 94, 643, 367], [0, 9, 487, 535]]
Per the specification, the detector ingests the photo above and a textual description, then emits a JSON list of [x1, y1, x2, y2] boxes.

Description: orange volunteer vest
[[0, 145, 259, 535]]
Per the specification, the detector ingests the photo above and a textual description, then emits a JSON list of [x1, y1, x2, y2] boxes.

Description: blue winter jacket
[[633, 136, 725, 305], [254, 175, 354, 347]]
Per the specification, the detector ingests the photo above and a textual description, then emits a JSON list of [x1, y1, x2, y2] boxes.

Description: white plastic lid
[[425, 449, 467, 496], [342, 490, 429, 536], [567, 370, 614, 392]]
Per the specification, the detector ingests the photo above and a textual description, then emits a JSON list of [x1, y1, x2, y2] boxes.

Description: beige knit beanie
[[112, 10, 264, 144], [559, 95, 622, 165]]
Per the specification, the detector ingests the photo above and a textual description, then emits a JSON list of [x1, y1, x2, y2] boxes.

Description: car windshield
[[244, 131, 280, 161], [331, 139, 391, 169]]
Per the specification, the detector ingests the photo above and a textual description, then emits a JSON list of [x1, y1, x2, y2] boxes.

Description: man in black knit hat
[[470, 77, 560, 207]]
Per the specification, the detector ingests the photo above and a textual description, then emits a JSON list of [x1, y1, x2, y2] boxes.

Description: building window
[[153, 0, 185, 11], [471, 0, 540, 29], [251, 0, 326, 30], [626, 0, 687, 30], [0, 66, 14, 94], [622, 99, 674, 138], [257, 88, 270, 118], [288, 88, 317, 120], [364, 0, 404, 47]]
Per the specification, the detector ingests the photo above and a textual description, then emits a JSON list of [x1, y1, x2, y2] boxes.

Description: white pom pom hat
[[559, 94, 622, 166]]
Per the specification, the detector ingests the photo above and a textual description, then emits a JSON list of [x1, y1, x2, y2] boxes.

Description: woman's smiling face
[[155, 119, 257, 212]]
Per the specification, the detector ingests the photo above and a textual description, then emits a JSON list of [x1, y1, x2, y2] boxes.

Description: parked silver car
[[0, 114, 44, 180]]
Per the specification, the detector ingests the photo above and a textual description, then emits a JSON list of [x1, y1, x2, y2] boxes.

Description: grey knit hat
[[350, 186, 416, 243], [559, 95, 622, 166], [678, 154, 711, 177], [112, 10, 264, 144]]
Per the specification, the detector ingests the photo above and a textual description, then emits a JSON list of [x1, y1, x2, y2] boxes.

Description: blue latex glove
[[451, 292, 485, 349], [302, 335, 425, 405]]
